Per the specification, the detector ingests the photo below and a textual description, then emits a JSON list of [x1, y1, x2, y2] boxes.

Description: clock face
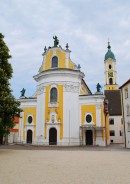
[[108, 72, 113, 77]]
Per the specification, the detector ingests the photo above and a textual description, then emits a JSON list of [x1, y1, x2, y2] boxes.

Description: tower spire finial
[[107, 38, 111, 50]]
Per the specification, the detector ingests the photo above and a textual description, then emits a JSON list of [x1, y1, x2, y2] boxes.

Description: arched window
[[109, 78, 113, 85], [50, 87, 57, 102], [52, 56, 58, 68], [109, 64, 112, 69]]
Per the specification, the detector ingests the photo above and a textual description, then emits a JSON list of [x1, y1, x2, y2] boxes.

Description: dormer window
[[52, 56, 58, 68]]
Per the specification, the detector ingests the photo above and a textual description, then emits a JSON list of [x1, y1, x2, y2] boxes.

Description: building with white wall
[[120, 79, 130, 148], [15, 38, 110, 146]]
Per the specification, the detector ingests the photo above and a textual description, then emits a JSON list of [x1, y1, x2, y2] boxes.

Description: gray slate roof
[[104, 90, 122, 116]]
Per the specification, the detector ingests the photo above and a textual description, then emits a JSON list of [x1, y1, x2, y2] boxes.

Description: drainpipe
[[105, 113, 107, 146], [121, 89, 126, 148], [69, 110, 70, 145], [104, 98, 109, 146]]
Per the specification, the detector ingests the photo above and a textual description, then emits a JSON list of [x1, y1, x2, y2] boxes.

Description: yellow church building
[[17, 37, 110, 146]]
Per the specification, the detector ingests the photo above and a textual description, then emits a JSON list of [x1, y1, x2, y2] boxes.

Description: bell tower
[[104, 41, 118, 90]]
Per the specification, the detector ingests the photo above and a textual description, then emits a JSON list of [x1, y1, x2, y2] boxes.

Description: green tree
[[0, 33, 21, 144]]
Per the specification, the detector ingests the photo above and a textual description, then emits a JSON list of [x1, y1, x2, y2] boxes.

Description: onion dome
[[104, 41, 116, 61]]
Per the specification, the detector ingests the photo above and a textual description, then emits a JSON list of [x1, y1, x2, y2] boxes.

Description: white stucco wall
[[34, 69, 83, 145], [109, 115, 123, 143], [36, 92, 45, 143], [121, 82, 130, 148]]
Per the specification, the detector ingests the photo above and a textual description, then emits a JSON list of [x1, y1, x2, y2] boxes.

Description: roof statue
[[44, 46, 47, 52], [53, 36, 59, 47], [96, 83, 102, 92], [20, 88, 26, 97], [66, 43, 69, 50], [78, 64, 81, 70], [42, 46, 47, 56]]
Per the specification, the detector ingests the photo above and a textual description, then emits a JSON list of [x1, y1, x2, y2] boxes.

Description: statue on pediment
[[53, 36, 59, 47]]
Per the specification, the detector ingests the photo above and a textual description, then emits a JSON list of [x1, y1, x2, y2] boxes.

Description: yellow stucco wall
[[81, 105, 96, 125], [105, 85, 118, 90], [68, 59, 74, 69], [105, 60, 118, 90], [45, 85, 63, 139], [41, 48, 75, 71], [23, 107, 36, 140], [56, 49, 66, 68], [45, 50, 53, 70], [81, 104, 109, 142], [80, 81, 90, 95]]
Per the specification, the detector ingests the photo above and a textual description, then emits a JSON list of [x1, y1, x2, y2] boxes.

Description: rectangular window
[[128, 123, 130, 132], [125, 88, 128, 99], [109, 118, 114, 125], [110, 130, 115, 136], [127, 105, 130, 116], [120, 130, 122, 136]]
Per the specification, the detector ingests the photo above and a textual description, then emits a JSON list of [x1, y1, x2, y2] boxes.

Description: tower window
[[109, 64, 112, 69], [50, 87, 58, 102], [109, 78, 113, 85], [51, 56, 58, 68]]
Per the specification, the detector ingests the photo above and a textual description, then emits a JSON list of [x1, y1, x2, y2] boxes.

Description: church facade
[[12, 38, 110, 146]]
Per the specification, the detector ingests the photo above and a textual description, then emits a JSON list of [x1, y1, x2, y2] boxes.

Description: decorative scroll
[[37, 85, 45, 95], [64, 84, 79, 92]]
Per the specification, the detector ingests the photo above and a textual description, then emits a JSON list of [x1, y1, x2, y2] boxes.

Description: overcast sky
[[0, 0, 130, 98]]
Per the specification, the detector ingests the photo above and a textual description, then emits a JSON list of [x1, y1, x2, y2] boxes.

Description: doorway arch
[[85, 130, 93, 145], [49, 128, 57, 145], [27, 129, 33, 144]]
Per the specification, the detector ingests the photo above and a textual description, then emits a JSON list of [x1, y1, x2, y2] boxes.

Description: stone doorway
[[27, 130, 33, 144], [49, 128, 57, 145], [86, 130, 93, 145]]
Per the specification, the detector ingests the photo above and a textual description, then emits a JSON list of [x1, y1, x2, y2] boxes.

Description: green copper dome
[[104, 42, 116, 61]]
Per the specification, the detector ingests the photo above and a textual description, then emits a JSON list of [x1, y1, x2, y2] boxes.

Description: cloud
[[0, 0, 130, 97]]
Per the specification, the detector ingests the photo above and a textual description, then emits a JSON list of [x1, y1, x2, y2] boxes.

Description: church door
[[49, 128, 57, 145], [85, 130, 93, 145], [27, 130, 33, 144]]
